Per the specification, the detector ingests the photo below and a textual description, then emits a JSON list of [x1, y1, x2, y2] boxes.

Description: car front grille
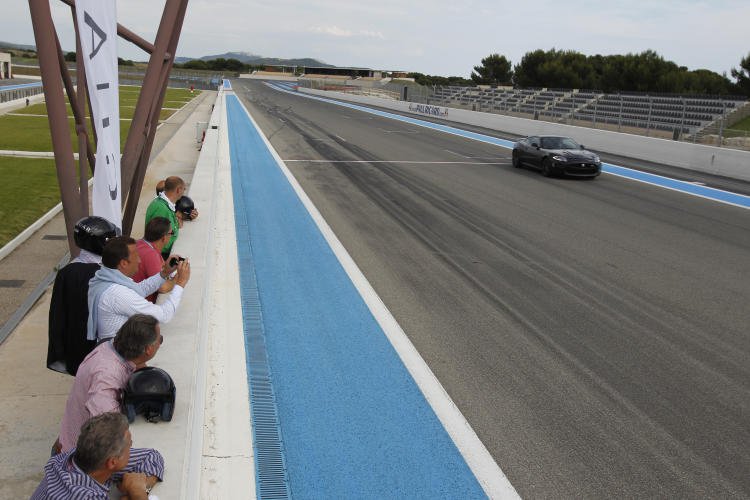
[[565, 163, 600, 174]]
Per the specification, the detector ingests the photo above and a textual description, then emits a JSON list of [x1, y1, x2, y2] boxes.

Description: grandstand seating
[[302, 74, 350, 80], [426, 86, 746, 135]]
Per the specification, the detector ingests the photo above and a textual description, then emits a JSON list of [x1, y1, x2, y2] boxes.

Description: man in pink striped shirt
[[55, 314, 163, 453]]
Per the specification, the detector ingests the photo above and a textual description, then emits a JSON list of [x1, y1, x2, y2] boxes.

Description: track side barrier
[[299, 88, 750, 182]]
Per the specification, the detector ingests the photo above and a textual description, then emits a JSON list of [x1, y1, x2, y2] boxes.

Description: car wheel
[[512, 150, 521, 168], [541, 158, 553, 177]]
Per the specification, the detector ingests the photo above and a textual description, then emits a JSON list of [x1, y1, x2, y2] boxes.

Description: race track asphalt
[[234, 79, 750, 499]]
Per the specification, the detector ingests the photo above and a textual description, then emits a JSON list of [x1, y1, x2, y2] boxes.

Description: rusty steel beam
[[29, 0, 85, 256], [31, 0, 188, 241], [70, 10, 90, 215], [120, 0, 188, 235], [59, 0, 168, 57], [54, 24, 95, 179]]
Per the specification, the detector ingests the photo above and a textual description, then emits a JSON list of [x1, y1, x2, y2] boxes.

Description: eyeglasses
[[165, 231, 174, 237]]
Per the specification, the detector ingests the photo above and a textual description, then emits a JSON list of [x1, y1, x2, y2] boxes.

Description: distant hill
[[0, 41, 37, 52], [1, 42, 339, 69], [175, 51, 334, 68]]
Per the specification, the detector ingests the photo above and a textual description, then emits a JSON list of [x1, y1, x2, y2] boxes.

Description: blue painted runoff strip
[[0, 82, 43, 92], [603, 163, 750, 208], [264, 81, 750, 210], [223, 79, 232, 90], [227, 95, 486, 498]]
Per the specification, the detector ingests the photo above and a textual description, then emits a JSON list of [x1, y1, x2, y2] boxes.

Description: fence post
[[552, 93, 556, 120], [618, 93, 623, 132], [592, 94, 597, 126], [680, 97, 686, 139], [717, 100, 726, 147]]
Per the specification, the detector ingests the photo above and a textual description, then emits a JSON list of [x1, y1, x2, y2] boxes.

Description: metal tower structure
[[28, 0, 189, 254]]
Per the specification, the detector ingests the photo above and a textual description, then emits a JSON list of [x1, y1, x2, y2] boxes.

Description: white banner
[[75, 0, 121, 230]]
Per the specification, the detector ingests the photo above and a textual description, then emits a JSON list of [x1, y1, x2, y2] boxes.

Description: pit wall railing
[[11, 64, 223, 91], [0, 83, 45, 103]]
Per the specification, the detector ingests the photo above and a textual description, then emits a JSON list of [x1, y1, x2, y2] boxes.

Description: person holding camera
[[87, 236, 190, 343], [133, 217, 176, 303]]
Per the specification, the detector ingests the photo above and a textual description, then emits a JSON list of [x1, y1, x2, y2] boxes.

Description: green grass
[[0, 157, 61, 247], [9, 84, 198, 121], [0, 85, 202, 245], [728, 115, 750, 132], [12, 102, 175, 121], [0, 84, 200, 151], [0, 115, 131, 152]]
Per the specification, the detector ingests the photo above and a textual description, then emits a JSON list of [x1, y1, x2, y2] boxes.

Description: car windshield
[[540, 137, 580, 150]]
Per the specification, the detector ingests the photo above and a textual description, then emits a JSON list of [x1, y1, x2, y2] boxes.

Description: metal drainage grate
[[233, 170, 291, 500], [41, 234, 68, 240]]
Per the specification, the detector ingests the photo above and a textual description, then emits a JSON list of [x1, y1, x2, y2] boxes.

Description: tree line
[[52, 47, 750, 96], [173, 58, 265, 73], [64, 51, 135, 66], [62, 52, 259, 73], [412, 49, 750, 96]]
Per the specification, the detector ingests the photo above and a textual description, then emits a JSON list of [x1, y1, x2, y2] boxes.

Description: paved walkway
[[0, 89, 216, 498]]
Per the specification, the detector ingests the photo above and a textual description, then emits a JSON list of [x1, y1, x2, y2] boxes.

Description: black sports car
[[512, 135, 601, 178]]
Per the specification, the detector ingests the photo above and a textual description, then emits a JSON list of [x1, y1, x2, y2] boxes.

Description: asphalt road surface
[[233, 79, 750, 499]]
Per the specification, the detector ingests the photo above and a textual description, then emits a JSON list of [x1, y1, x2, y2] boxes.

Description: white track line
[[284, 159, 511, 164]]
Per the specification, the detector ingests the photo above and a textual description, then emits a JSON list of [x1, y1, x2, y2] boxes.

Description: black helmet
[[122, 367, 176, 423], [73, 216, 119, 255], [175, 196, 195, 220]]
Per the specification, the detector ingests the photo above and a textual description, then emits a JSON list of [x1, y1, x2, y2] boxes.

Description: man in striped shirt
[[32, 412, 164, 499]]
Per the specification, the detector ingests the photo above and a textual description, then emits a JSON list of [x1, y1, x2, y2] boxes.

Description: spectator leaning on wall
[[144, 176, 198, 260], [33, 412, 164, 500], [87, 236, 190, 343], [56, 314, 163, 453], [133, 217, 176, 303]]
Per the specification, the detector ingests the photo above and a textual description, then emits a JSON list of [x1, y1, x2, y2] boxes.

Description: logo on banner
[[76, 0, 121, 229], [84, 12, 107, 58], [408, 103, 449, 117]]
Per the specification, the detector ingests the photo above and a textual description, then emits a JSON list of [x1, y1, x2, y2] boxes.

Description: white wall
[[241, 73, 298, 81], [300, 88, 750, 182]]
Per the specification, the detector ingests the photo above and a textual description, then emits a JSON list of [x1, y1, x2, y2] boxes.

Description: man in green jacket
[[145, 176, 197, 259]]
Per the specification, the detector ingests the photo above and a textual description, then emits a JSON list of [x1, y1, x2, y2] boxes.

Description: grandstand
[[427, 86, 747, 139]]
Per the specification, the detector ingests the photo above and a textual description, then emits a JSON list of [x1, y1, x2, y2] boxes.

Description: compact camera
[[169, 256, 186, 267]]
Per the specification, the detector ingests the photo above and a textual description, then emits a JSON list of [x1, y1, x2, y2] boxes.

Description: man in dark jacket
[[47, 216, 118, 375]]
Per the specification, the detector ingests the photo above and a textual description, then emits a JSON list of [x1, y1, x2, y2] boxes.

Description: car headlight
[[592, 155, 600, 163], [552, 155, 568, 162]]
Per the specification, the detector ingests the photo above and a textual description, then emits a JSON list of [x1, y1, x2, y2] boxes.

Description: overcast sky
[[3, 0, 748, 78]]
